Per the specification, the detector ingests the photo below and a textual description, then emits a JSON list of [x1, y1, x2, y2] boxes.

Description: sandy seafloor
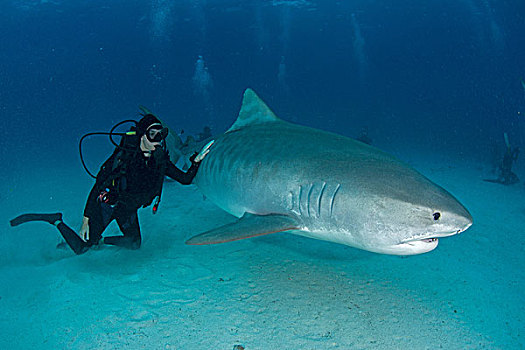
[[0, 154, 523, 349]]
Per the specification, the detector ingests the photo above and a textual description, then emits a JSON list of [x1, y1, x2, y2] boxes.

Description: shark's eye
[[433, 212, 441, 221]]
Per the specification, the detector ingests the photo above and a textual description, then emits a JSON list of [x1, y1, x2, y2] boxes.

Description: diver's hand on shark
[[195, 140, 215, 162]]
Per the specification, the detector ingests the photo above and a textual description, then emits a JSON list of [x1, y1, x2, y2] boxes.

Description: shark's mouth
[[402, 230, 461, 245], [387, 229, 465, 255], [403, 221, 473, 246], [420, 238, 439, 244]]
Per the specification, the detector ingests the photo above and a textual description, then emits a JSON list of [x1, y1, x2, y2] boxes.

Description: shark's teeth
[[403, 231, 458, 243]]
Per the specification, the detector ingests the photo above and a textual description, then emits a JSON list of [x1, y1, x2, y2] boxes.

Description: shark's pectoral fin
[[185, 213, 300, 245]]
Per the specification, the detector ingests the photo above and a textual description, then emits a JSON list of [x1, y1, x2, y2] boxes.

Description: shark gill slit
[[307, 183, 314, 217], [298, 185, 303, 216], [318, 182, 327, 218], [330, 184, 341, 218]]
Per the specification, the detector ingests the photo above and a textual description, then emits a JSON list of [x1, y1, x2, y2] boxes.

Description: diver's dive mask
[[146, 123, 168, 142]]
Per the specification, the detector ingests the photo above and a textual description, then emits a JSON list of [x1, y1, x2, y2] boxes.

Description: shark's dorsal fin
[[227, 88, 281, 133]]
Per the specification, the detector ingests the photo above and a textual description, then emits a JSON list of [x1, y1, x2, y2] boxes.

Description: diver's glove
[[194, 140, 215, 163]]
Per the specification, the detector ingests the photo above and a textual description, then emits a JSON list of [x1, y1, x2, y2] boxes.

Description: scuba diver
[[484, 132, 520, 186], [10, 112, 214, 255]]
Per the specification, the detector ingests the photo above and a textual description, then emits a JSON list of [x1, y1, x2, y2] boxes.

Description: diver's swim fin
[[10, 213, 63, 227]]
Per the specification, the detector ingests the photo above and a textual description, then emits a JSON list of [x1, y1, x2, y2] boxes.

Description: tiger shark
[[184, 89, 472, 255]]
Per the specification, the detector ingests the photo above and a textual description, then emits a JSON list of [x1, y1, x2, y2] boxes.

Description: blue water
[[1, 1, 524, 349]]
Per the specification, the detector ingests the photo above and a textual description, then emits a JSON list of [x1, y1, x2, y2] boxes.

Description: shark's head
[[366, 193, 473, 255], [329, 172, 473, 256]]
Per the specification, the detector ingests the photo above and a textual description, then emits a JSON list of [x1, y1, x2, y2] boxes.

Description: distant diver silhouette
[[484, 133, 520, 185]]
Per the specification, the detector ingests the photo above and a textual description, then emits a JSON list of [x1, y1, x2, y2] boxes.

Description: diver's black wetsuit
[[11, 138, 200, 255], [68, 141, 199, 254]]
